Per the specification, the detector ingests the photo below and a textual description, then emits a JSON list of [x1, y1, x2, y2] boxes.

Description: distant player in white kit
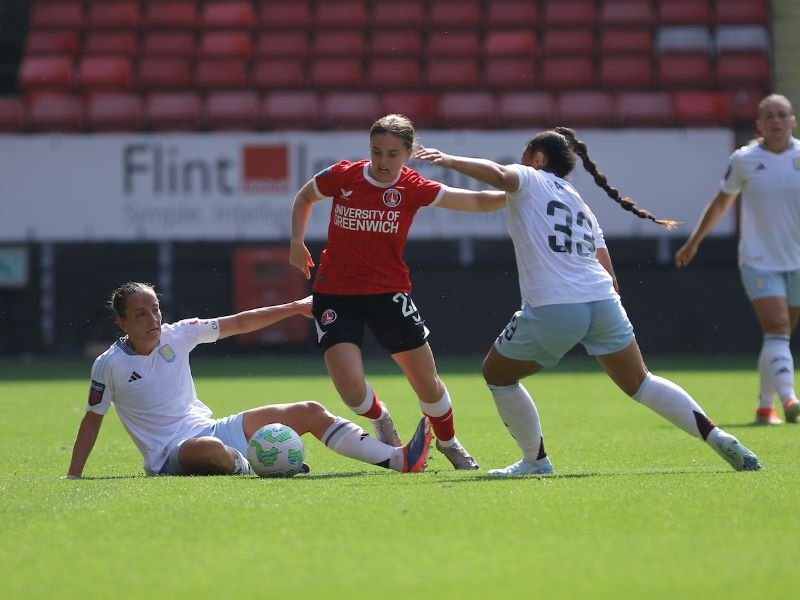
[[415, 127, 762, 475], [64, 282, 432, 478], [676, 94, 800, 425]]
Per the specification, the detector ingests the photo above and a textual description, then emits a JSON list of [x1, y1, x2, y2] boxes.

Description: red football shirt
[[312, 159, 444, 295]]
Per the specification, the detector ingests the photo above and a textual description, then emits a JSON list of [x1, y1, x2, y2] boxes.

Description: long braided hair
[[527, 127, 679, 230]]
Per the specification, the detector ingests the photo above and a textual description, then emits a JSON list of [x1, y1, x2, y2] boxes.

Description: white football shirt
[[86, 318, 221, 475], [721, 138, 800, 270], [505, 164, 617, 308]]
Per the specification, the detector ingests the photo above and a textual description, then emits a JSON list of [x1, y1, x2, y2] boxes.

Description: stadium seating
[[0, 97, 25, 132], [205, 90, 261, 130], [617, 91, 674, 126], [86, 91, 144, 131], [262, 91, 320, 129], [558, 91, 615, 127], [320, 92, 381, 129], [27, 93, 83, 132], [437, 92, 496, 128], [14, 0, 775, 131], [146, 92, 203, 131], [496, 91, 557, 128]]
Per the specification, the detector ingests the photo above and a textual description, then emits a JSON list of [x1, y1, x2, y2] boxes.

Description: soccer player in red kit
[[289, 114, 506, 469]]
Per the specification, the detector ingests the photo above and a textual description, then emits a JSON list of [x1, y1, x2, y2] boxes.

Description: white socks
[[489, 382, 545, 462], [633, 373, 715, 440], [759, 335, 796, 406], [321, 418, 401, 471]]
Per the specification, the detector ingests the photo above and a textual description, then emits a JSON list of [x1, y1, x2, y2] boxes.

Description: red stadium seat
[[146, 92, 202, 131], [251, 58, 306, 89], [137, 58, 192, 90], [717, 52, 771, 87], [205, 91, 261, 130], [193, 59, 249, 90], [379, 91, 437, 127], [371, 0, 425, 28], [30, 2, 84, 30], [558, 91, 615, 127], [713, 0, 769, 25], [27, 93, 83, 132], [313, 31, 367, 58], [729, 88, 766, 124], [78, 56, 133, 91], [25, 31, 80, 56], [315, 1, 368, 28], [483, 57, 537, 90], [543, 0, 596, 28], [259, 1, 312, 29], [483, 31, 539, 57], [369, 30, 423, 57], [541, 56, 595, 89], [144, 2, 199, 30], [87, 2, 141, 30], [367, 58, 422, 90], [201, 2, 255, 29], [658, 1, 711, 26], [487, 0, 539, 28], [542, 29, 595, 57], [425, 58, 480, 89], [616, 91, 674, 126], [142, 32, 196, 57], [256, 32, 310, 58], [0, 97, 25, 132], [309, 58, 364, 89], [658, 53, 713, 88], [600, 1, 655, 28], [262, 91, 320, 129], [18, 56, 74, 92], [319, 92, 381, 129], [673, 91, 731, 125], [199, 32, 253, 58], [600, 28, 653, 55], [427, 31, 481, 57], [437, 92, 496, 128], [497, 91, 557, 128], [601, 55, 654, 89], [429, 0, 482, 29], [83, 32, 140, 57], [85, 92, 144, 131]]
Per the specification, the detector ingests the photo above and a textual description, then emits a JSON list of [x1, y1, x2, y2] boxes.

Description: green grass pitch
[[1, 354, 798, 599]]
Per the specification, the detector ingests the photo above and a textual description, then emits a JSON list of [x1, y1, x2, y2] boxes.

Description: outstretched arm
[[217, 296, 313, 340], [674, 191, 737, 268], [290, 180, 325, 279], [436, 187, 507, 212], [415, 146, 520, 193], [65, 411, 104, 478]]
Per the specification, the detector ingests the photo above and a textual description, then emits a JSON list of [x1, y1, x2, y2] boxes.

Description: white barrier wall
[[0, 129, 735, 241]]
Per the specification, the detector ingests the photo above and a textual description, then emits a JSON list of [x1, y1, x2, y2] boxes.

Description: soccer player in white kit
[[415, 127, 762, 475], [64, 282, 432, 478], [676, 94, 800, 426]]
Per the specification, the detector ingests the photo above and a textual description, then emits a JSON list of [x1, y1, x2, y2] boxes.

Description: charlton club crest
[[383, 189, 401, 207], [321, 309, 337, 325]]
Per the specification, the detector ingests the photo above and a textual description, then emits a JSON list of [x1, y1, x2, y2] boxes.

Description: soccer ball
[[247, 423, 305, 478]]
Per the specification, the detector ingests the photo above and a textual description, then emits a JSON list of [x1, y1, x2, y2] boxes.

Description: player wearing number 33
[[289, 114, 506, 470], [414, 127, 762, 475]]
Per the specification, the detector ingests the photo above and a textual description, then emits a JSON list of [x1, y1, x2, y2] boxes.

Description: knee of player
[[300, 400, 331, 419]]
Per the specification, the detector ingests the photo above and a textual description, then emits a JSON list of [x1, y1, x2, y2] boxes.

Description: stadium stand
[[7, 0, 776, 131]]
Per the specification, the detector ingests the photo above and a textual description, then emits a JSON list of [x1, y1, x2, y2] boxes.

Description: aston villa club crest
[[158, 344, 177, 363], [383, 189, 401, 207], [321, 309, 337, 326]]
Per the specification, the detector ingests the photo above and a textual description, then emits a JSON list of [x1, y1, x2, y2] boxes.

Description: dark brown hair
[[370, 114, 415, 150], [108, 282, 156, 318], [528, 127, 679, 229]]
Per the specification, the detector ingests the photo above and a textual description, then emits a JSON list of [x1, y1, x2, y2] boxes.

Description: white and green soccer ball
[[247, 423, 305, 478]]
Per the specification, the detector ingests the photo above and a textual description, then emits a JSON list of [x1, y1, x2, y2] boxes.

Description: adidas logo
[[128, 371, 142, 382], [756, 163, 766, 170]]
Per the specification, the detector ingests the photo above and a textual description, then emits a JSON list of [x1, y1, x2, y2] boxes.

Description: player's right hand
[[289, 241, 314, 280]]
